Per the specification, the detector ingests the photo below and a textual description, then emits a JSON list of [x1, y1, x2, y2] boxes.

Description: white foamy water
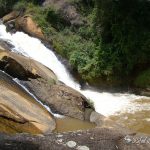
[[0, 24, 149, 116]]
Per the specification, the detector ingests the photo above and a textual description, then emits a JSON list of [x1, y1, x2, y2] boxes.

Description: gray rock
[[77, 146, 90, 150], [66, 141, 77, 148], [90, 111, 105, 126], [0, 128, 149, 150]]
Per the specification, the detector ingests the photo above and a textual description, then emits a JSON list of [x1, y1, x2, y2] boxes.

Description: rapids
[[0, 24, 149, 118]]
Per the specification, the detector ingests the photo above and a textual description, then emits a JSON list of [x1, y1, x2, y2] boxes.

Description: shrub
[[0, 0, 18, 17], [134, 69, 150, 88]]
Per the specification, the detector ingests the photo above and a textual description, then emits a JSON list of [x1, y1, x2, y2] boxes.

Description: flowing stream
[[0, 24, 150, 133]]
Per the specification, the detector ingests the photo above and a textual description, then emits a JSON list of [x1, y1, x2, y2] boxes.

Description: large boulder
[[23, 79, 91, 120], [42, 0, 84, 26], [0, 49, 93, 120], [0, 50, 57, 81], [15, 16, 45, 40], [0, 71, 55, 134], [2, 12, 45, 40]]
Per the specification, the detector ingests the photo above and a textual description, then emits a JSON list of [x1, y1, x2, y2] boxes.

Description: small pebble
[[77, 146, 90, 150], [57, 139, 63, 143], [124, 136, 132, 144], [66, 141, 77, 148], [57, 134, 63, 138]]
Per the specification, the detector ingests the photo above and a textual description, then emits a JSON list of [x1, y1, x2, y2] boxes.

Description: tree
[[94, 0, 150, 77]]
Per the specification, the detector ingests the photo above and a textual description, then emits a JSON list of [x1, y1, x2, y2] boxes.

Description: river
[[0, 24, 149, 134]]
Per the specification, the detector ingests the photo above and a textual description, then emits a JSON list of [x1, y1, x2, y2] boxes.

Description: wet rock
[[84, 108, 93, 121], [5, 20, 16, 33], [90, 111, 105, 126], [0, 41, 8, 51], [0, 40, 14, 51], [0, 128, 149, 150], [90, 111, 122, 129]]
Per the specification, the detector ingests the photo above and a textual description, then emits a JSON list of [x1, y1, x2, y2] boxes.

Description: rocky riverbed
[[1, 128, 150, 150]]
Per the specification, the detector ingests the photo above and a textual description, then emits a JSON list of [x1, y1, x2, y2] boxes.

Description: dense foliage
[[0, 0, 18, 17], [0, 0, 150, 88], [94, 0, 150, 76]]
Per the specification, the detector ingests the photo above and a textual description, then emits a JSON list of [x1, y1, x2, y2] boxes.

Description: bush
[[0, 0, 18, 17], [93, 0, 150, 80], [46, 7, 67, 30], [13, 0, 28, 11], [134, 69, 150, 88], [3, 0, 149, 87]]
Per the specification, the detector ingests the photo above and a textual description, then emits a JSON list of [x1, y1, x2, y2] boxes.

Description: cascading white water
[[0, 24, 149, 116]]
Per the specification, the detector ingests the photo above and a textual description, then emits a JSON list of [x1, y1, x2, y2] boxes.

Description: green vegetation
[[94, 0, 150, 76], [1, 0, 150, 88], [0, 0, 18, 17], [134, 69, 150, 88]]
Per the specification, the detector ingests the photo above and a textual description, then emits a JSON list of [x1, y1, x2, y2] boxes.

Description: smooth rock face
[[47, 84, 89, 120], [23, 79, 91, 120], [15, 16, 45, 40], [0, 71, 56, 134]]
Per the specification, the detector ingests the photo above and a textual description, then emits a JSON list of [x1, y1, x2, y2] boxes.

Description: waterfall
[[0, 24, 148, 116]]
